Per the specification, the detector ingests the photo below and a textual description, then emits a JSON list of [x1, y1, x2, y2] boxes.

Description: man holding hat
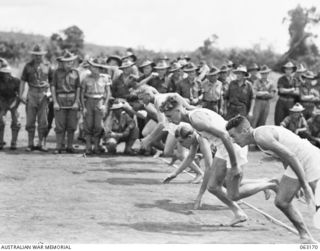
[[200, 66, 223, 114], [51, 50, 80, 154], [0, 60, 21, 150], [224, 65, 255, 120], [176, 62, 201, 104], [20, 44, 53, 151], [274, 61, 299, 125], [280, 103, 308, 136], [251, 65, 276, 128], [104, 99, 139, 155], [81, 58, 111, 154]]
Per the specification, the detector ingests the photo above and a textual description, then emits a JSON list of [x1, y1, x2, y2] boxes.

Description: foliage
[[48, 25, 84, 60], [275, 5, 320, 71]]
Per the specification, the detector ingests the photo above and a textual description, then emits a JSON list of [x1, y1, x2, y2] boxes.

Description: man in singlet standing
[[226, 115, 319, 243]]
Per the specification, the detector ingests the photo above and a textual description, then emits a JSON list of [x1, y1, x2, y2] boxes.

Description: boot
[[61, 131, 66, 150], [54, 133, 63, 154], [0, 128, 4, 150], [85, 135, 92, 155], [37, 131, 48, 152], [92, 137, 100, 154], [66, 131, 76, 153], [26, 131, 36, 151], [10, 129, 20, 150]]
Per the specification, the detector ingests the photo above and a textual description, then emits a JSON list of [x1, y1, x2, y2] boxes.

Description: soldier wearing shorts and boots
[[81, 59, 111, 154], [51, 51, 80, 154], [19, 44, 53, 151]]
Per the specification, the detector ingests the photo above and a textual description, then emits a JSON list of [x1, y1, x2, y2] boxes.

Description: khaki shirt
[[82, 73, 111, 99], [21, 60, 53, 88], [201, 79, 223, 102]]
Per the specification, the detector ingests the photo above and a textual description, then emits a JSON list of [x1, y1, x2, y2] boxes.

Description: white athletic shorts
[[283, 151, 320, 183], [215, 143, 248, 169], [163, 122, 178, 136]]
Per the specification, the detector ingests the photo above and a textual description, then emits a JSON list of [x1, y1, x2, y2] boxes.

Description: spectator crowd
[[0, 44, 320, 155]]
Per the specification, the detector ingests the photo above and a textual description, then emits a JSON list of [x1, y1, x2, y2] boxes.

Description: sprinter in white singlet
[[136, 86, 203, 183], [160, 96, 278, 226], [226, 115, 320, 243]]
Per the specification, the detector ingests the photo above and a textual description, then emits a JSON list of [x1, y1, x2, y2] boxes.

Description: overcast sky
[[0, 0, 319, 53]]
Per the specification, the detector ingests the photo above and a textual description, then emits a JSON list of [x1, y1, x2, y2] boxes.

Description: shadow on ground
[[86, 177, 161, 186], [87, 167, 167, 174], [135, 199, 228, 215], [97, 221, 268, 237]]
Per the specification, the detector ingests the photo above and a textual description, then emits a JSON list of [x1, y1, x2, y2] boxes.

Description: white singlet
[[152, 93, 179, 135], [188, 108, 248, 168], [253, 126, 320, 182]]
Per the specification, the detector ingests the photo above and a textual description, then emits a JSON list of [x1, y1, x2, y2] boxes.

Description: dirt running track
[[0, 98, 320, 243]]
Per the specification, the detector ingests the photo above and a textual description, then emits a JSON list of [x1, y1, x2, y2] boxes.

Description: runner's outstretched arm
[[163, 143, 198, 183]]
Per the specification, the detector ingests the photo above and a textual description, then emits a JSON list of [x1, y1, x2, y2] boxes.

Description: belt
[[57, 93, 75, 98], [85, 95, 104, 99]]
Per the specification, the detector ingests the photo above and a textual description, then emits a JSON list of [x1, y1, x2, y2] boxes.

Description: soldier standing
[[51, 51, 80, 154], [0, 60, 21, 150], [200, 66, 223, 114], [19, 45, 53, 151], [274, 61, 299, 125], [251, 65, 276, 127], [81, 59, 111, 154], [224, 65, 255, 120]]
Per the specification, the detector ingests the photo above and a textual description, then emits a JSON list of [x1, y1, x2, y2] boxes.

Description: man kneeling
[[104, 100, 139, 155]]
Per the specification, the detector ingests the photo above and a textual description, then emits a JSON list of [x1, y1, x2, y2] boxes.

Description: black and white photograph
[[0, 0, 320, 247]]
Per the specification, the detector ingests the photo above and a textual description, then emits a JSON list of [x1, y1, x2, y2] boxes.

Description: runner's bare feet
[[263, 189, 271, 200], [190, 174, 203, 184], [230, 214, 248, 227], [270, 177, 280, 193], [300, 236, 319, 244]]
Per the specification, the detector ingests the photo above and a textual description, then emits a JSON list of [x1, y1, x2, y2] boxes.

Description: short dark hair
[[175, 123, 194, 139], [225, 115, 248, 131], [159, 96, 180, 113]]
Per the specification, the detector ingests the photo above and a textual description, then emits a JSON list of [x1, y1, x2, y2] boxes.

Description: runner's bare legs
[[275, 176, 317, 243]]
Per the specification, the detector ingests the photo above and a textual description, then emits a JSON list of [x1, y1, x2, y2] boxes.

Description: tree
[[198, 34, 219, 56], [275, 5, 320, 70], [62, 25, 84, 54], [48, 25, 84, 60]]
